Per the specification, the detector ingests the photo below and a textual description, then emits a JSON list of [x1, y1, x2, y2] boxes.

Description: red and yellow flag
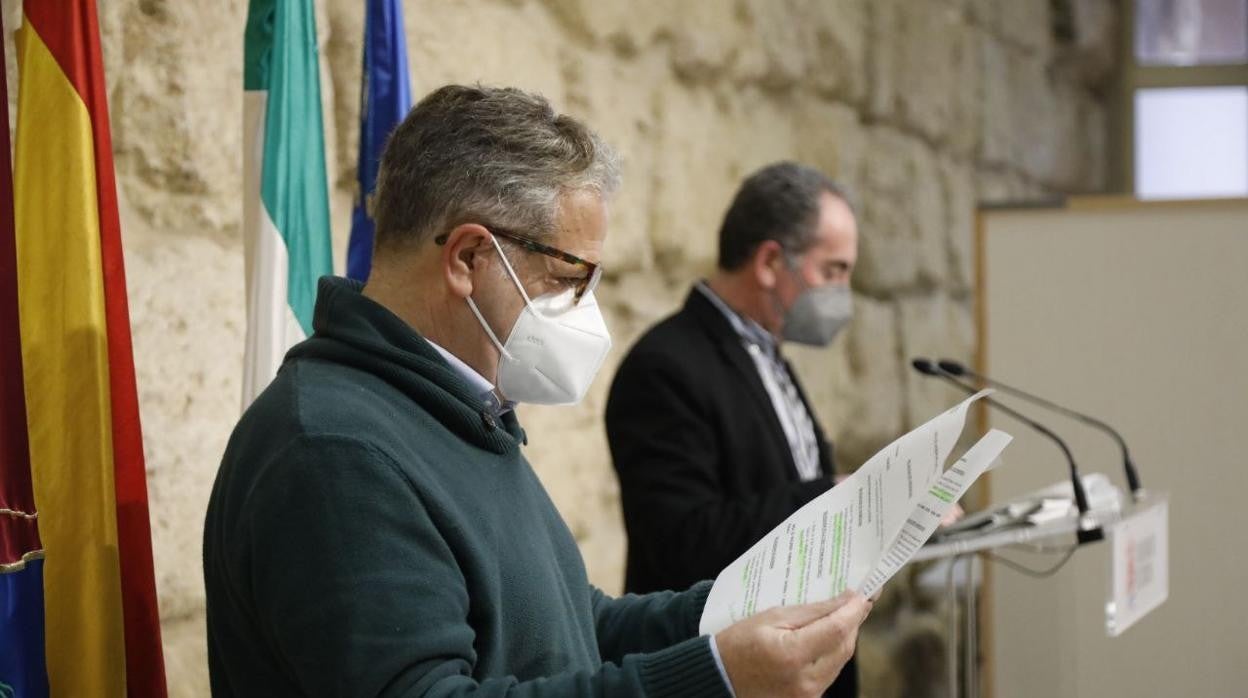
[[1, 1, 167, 695], [1, 5, 47, 698]]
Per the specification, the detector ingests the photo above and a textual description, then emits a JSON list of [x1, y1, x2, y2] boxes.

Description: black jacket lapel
[[680, 288, 803, 479]]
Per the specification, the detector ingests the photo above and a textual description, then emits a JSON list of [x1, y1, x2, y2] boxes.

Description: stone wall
[[3, 0, 1115, 695]]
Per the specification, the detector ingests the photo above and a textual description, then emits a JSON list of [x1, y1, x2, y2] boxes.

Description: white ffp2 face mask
[[466, 235, 612, 406]]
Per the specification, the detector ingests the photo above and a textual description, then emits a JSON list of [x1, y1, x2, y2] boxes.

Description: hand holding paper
[[700, 391, 1011, 635], [714, 591, 871, 698]]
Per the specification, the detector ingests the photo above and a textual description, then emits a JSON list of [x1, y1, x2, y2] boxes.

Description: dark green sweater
[[203, 277, 731, 697]]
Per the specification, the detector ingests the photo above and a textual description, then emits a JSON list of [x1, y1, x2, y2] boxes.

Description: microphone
[[911, 358, 1103, 544], [937, 359, 1141, 500]]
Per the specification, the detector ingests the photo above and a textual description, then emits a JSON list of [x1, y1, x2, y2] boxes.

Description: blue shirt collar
[[425, 338, 515, 417]]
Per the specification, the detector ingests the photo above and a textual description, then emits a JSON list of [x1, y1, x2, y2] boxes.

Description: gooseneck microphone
[[911, 358, 1103, 544], [936, 359, 1142, 500]]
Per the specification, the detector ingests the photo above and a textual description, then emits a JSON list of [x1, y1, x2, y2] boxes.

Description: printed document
[[700, 391, 1011, 635]]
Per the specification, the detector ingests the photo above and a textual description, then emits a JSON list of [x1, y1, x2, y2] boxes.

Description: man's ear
[[751, 239, 785, 290], [441, 223, 493, 299]]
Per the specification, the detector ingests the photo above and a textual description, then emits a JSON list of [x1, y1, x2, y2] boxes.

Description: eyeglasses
[[435, 226, 603, 306]]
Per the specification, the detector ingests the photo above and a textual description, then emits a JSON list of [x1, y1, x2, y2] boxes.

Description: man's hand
[[940, 503, 965, 528], [714, 591, 871, 698]]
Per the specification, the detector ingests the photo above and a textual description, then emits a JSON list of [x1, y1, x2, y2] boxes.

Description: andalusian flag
[[346, 0, 412, 282], [242, 0, 333, 406], [3, 1, 166, 696]]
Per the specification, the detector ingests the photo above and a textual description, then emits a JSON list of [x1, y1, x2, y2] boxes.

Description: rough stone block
[[666, 7, 744, 85], [855, 128, 948, 295], [1043, 81, 1093, 190], [898, 293, 975, 430], [729, 87, 804, 179], [102, 2, 247, 238], [124, 226, 245, 622], [998, 0, 1054, 54], [323, 0, 365, 180], [967, 0, 1000, 30], [539, 0, 750, 83], [974, 168, 1033, 203], [791, 96, 867, 187], [799, 0, 869, 102], [855, 193, 920, 295], [831, 296, 905, 469], [648, 83, 735, 271], [977, 31, 1015, 167], [862, 125, 914, 191], [162, 614, 210, 698], [1010, 56, 1059, 184], [538, 0, 735, 63], [1080, 98, 1108, 192], [403, 1, 567, 105], [732, 0, 867, 100], [867, 0, 973, 146], [948, 21, 983, 158], [1055, 0, 1119, 89], [940, 157, 977, 293], [864, 0, 900, 119], [561, 48, 669, 273], [649, 83, 799, 273], [599, 270, 687, 335]]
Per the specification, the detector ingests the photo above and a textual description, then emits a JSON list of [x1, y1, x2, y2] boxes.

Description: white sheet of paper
[[1107, 496, 1168, 637], [699, 390, 1011, 636]]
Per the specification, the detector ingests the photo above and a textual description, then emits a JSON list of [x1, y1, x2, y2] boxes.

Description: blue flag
[[347, 0, 412, 282]]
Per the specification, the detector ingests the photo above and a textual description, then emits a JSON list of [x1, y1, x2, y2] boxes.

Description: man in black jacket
[[606, 162, 860, 695]]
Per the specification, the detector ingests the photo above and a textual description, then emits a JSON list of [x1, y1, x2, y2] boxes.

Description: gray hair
[[372, 84, 620, 251]]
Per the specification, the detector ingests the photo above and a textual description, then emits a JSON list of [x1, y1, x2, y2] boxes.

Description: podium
[[911, 486, 1169, 698]]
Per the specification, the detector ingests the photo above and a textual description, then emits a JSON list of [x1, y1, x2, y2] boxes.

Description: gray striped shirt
[[696, 282, 822, 482]]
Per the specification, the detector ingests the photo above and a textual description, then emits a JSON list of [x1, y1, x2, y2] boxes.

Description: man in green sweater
[[204, 84, 870, 697]]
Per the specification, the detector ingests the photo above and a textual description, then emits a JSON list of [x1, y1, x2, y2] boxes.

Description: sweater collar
[[284, 277, 525, 454]]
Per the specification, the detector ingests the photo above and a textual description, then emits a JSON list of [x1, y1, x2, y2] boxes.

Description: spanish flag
[[1, 6, 46, 695], [1, 1, 167, 696]]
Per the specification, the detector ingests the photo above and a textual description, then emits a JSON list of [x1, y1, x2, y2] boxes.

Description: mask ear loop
[[466, 297, 512, 360], [781, 250, 812, 294], [464, 233, 535, 361], [773, 249, 822, 324], [488, 233, 536, 307]]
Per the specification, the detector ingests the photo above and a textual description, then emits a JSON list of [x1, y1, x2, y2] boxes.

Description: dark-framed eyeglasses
[[435, 226, 604, 306]]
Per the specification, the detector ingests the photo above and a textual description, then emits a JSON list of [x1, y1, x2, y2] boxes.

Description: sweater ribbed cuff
[[638, 635, 733, 698], [685, 580, 715, 636]]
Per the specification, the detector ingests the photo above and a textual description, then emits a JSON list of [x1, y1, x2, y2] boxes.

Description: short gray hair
[[372, 84, 620, 251]]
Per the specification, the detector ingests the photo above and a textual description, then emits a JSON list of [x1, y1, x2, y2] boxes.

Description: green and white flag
[[241, 0, 333, 407]]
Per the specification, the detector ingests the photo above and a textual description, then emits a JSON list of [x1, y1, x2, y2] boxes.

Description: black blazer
[[606, 287, 856, 695], [607, 286, 839, 591]]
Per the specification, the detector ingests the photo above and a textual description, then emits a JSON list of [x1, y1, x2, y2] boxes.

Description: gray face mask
[[781, 282, 853, 346]]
